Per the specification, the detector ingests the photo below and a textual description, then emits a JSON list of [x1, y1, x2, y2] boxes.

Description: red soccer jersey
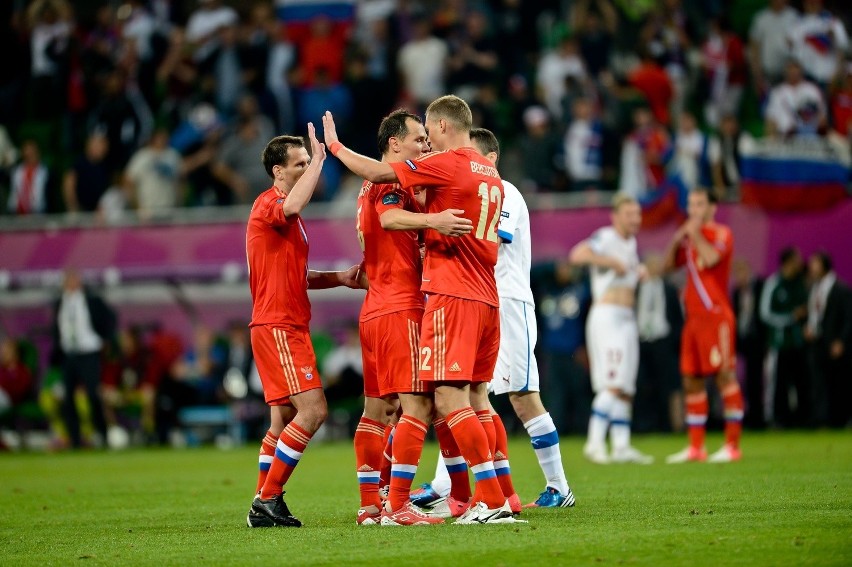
[[357, 180, 425, 322], [389, 148, 502, 307], [675, 222, 734, 317], [246, 188, 311, 328]]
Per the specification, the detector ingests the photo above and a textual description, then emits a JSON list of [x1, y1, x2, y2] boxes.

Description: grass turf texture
[[1, 431, 850, 566]]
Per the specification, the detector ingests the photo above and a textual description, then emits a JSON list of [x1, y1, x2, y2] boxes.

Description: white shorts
[[490, 298, 540, 395], [586, 303, 639, 395]]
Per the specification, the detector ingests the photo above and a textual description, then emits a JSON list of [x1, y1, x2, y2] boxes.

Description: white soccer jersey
[[496, 180, 534, 305], [587, 226, 640, 301]]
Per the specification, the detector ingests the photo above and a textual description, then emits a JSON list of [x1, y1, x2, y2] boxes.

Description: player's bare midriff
[[598, 286, 635, 308]]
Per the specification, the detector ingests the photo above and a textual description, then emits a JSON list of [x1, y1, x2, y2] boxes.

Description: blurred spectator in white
[[26, 0, 73, 121], [708, 114, 751, 200], [117, 0, 161, 104], [212, 94, 275, 202], [671, 111, 707, 192], [732, 258, 767, 429], [570, 0, 618, 81], [619, 107, 671, 199], [63, 131, 111, 214], [185, 0, 238, 65], [7, 139, 52, 215], [97, 175, 130, 225], [564, 98, 604, 191], [446, 9, 498, 100], [805, 252, 852, 428], [536, 34, 587, 121], [518, 105, 564, 192], [634, 252, 683, 433], [87, 68, 154, 173], [397, 13, 448, 110], [749, 0, 800, 97], [123, 127, 183, 219], [765, 59, 826, 138], [701, 16, 747, 129], [787, 0, 848, 89]]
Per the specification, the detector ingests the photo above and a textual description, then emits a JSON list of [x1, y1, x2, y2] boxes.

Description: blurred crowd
[[3, 244, 850, 451], [0, 0, 850, 219]]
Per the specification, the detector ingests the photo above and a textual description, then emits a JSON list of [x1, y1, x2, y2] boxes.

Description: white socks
[[523, 412, 569, 495]]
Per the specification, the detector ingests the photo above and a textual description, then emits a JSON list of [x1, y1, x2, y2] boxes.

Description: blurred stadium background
[[0, 0, 850, 451]]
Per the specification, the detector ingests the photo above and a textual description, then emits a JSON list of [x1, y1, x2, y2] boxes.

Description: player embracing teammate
[[326, 95, 524, 524]]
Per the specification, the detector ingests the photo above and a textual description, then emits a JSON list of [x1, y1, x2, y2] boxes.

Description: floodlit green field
[[1, 431, 850, 566]]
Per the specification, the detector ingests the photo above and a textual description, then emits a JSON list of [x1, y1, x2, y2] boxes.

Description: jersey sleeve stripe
[[497, 229, 513, 242]]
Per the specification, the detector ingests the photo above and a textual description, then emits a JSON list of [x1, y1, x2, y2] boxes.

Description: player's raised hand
[[307, 122, 326, 163], [427, 209, 473, 237], [322, 111, 339, 147]]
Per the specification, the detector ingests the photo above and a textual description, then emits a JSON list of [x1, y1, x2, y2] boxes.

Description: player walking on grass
[[353, 109, 473, 526], [246, 127, 363, 528], [664, 188, 743, 463], [325, 95, 521, 524], [412, 128, 575, 511], [569, 194, 654, 465]]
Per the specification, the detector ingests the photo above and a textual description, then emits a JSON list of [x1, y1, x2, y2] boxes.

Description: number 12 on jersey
[[475, 182, 502, 242]]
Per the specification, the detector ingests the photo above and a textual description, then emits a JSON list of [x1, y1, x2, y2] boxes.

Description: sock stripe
[[285, 424, 312, 446], [399, 416, 428, 433], [686, 414, 708, 426], [356, 423, 386, 436], [447, 408, 477, 428], [433, 417, 446, 427], [591, 409, 609, 419], [358, 471, 381, 483], [610, 419, 631, 426], [531, 430, 560, 449]]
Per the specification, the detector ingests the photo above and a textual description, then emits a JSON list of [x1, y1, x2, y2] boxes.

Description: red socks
[[354, 417, 385, 508]]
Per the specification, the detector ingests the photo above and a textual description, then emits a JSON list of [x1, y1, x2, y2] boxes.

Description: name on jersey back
[[470, 161, 500, 178]]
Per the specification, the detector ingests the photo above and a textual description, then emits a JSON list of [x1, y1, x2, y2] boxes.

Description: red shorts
[[360, 309, 427, 397], [251, 324, 322, 404], [419, 295, 499, 383], [680, 311, 737, 377]]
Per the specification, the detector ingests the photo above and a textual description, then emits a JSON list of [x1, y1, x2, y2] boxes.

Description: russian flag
[[274, 0, 356, 22], [274, 0, 355, 43], [740, 138, 850, 211]]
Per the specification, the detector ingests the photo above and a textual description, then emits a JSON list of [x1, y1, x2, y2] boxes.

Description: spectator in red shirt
[[629, 49, 674, 126], [830, 63, 852, 138]]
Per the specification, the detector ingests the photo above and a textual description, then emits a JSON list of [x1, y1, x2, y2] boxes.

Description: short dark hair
[[779, 246, 800, 266], [691, 186, 719, 205], [261, 135, 305, 178], [470, 128, 499, 159], [811, 251, 833, 273], [377, 109, 421, 155]]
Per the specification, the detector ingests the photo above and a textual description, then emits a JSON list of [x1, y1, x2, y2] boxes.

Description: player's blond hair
[[426, 95, 473, 133], [612, 193, 638, 212]]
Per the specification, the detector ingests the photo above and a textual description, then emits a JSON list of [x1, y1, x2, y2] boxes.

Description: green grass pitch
[[1, 431, 850, 566]]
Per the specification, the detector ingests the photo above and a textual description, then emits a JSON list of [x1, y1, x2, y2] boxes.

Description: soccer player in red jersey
[[246, 124, 363, 528], [663, 188, 744, 463], [353, 109, 473, 526], [325, 95, 522, 524]]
